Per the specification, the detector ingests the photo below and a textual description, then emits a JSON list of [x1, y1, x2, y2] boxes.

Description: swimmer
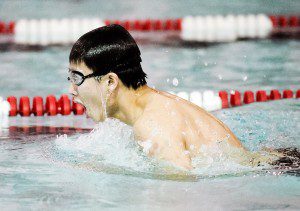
[[67, 24, 269, 170]]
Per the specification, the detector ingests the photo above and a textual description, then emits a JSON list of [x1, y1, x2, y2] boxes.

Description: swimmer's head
[[68, 24, 147, 122]]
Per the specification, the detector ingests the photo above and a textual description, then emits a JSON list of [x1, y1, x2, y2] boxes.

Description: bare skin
[[69, 62, 249, 170]]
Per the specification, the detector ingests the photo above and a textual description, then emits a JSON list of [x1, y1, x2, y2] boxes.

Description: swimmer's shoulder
[[134, 94, 184, 133], [142, 88, 205, 125], [155, 89, 208, 114]]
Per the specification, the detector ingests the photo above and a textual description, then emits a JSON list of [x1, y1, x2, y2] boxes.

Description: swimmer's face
[[68, 62, 108, 122]]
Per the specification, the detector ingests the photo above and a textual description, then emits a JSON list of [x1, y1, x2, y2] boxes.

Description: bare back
[[133, 89, 244, 169]]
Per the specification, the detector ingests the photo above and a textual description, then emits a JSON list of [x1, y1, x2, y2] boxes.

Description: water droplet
[[172, 78, 179, 86], [184, 150, 190, 155]]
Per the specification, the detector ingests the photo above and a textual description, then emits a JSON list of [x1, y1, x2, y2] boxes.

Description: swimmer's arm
[[207, 113, 244, 149], [161, 146, 193, 170], [134, 122, 193, 170]]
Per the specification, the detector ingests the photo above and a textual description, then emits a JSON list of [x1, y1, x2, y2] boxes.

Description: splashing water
[[52, 118, 286, 180], [100, 85, 108, 120], [53, 119, 193, 180], [190, 141, 279, 176], [55, 119, 156, 170]]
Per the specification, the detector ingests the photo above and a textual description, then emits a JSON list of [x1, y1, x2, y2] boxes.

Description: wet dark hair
[[69, 24, 147, 89]]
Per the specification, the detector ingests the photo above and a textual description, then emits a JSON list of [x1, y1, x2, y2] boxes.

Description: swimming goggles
[[68, 69, 102, 86]]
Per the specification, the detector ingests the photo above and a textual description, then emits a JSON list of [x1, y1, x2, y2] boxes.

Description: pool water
[[1, 40, 299, 97], [0, 0, 300, 210], [1, 100, 299, 209]]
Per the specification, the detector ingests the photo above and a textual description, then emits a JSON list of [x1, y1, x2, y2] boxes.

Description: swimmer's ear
[[107, 73, 118, 91]]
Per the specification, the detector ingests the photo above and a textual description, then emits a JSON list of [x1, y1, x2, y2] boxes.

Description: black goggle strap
[[68, 69, 103, 85], [82, 72, 101, 80]]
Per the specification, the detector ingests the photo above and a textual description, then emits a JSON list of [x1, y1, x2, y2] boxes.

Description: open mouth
[[73, 98, 87, 110], [72, 98, 93, 119], [73, 100, 92, 118]]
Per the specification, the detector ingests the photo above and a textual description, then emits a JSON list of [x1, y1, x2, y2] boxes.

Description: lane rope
[[0, 14, 298, 45], [1, 89, 299, 118]]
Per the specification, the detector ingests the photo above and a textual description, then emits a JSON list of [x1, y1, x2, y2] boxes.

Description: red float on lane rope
[[123, 20, 131, 30], [45, 95, 57, 116], [269, 16, 278, 27], [283, 89, 293, 98], [143, 20, 151, 30], [165, 19, 173, 30], [289, 16, 298, 27], [269, 90, 281, 100], [114, 20, 121, 25], [19, 96, 31, 116], [243, 91, 254, 104], [296, 90, 300, 98], [7, 96, 18, 116], [174, 19, 182, 30], [7, 21, 15, 34], [104, 20, 110, 25], [32, 96, 44, 116], [153, 20, 163, 30], [279, 16, 288, 27], [0, 22, 6, 34], [57, 94, 71, 115], [134, 20, 142, 30], [230, 91, 241, 107], [218, 91, 229, 108], [256, 90, 268, 102]]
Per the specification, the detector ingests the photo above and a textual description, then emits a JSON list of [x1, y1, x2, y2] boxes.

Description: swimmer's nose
[[69, 84, 78, 96]]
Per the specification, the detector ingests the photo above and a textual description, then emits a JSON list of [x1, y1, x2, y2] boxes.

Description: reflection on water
[[8, 126, 91, 136]]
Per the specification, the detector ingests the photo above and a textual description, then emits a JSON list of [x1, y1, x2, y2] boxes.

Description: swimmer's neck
[[109, 85, 154, 125]]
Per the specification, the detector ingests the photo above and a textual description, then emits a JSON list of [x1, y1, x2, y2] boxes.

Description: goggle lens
[[68, 71, 83, 85]]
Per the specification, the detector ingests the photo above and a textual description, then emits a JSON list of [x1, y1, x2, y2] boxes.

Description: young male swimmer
[[67, 25, 275, 170]]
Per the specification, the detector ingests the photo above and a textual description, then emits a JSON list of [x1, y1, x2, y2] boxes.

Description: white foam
[[55, 118, 158, 171], [0, 98, 10, 128], [190, 141, 273, 176], [53, 118, 276, 177]]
